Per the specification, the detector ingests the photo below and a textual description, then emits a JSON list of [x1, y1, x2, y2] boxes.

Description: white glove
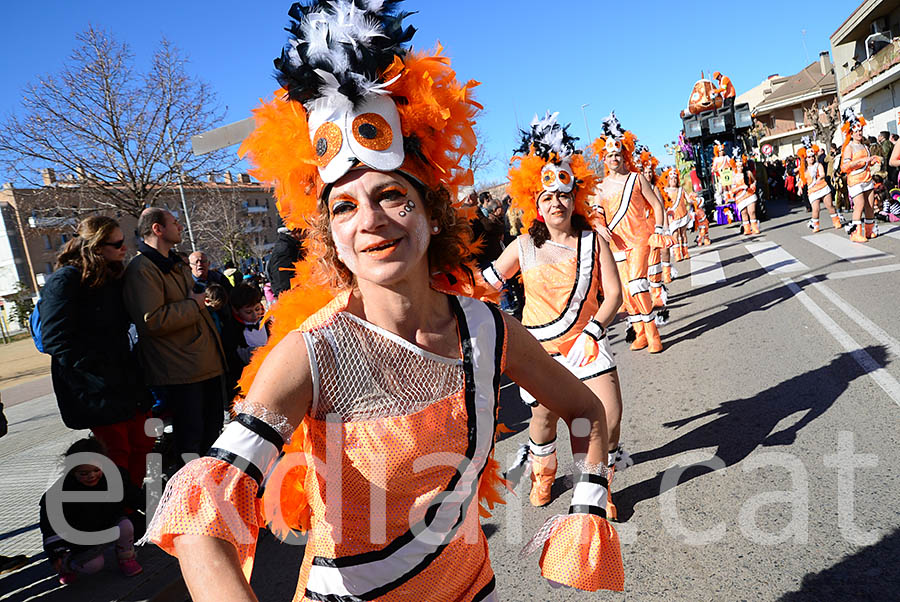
[[565, 320, 604, 368]]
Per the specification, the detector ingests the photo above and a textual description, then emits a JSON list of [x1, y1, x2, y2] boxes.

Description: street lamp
[[581, 103, 591, 142]]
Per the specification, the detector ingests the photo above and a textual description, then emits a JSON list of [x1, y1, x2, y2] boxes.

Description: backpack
[[30, 299, 45, 353]]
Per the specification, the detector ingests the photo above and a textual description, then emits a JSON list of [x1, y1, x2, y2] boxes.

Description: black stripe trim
[[575, 473, 609, 488], [569, 504, 607, 518], [234, 413, 284, 451], [472, 576, 497, 601], [305, 296, 493, 600], [206, 448, 263, 487]]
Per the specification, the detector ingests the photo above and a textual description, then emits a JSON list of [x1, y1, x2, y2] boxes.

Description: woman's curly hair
[[309, 176, 475, 290]]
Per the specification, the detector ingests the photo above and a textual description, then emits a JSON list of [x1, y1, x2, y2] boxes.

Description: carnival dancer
[[798, 137, 842, 232], [732, 151, 761, 235], [840, 109, 881, 243], [692, 185, 711, 246], [635, 146, 673, 303], [143, 2, 623, 596], [484, 112, 629, 520], [591, 113, 668, 354], [659, 168, 693, 260]]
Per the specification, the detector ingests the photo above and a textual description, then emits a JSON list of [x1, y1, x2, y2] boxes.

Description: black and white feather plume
[[842, 107, 859, 124], [601, 111, 626, 140], [514, 111, 578, 162], [275, 0, 415, 108], [800, 135, 813, 149]]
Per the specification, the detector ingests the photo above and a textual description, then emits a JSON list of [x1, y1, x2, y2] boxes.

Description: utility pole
[[167, 125, 196, 251], [581, 103, 592, 142]]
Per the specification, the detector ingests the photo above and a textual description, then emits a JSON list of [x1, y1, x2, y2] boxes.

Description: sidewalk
[[0, 393, 186, 602]]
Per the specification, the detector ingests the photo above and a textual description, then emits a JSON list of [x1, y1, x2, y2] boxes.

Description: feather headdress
[[507, 111, 597, 232], [634, 144, 658, 180], [797, 137, 820, 183], [590, 111, 638, 173], [241, 0, 482, 228]]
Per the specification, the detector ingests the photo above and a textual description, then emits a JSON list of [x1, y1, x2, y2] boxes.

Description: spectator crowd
[[11, 206, 302, 585]]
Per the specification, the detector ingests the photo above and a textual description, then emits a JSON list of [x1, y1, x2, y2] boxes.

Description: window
[[60, 233, 68, 244], [42, 234, 52, 250], [792, 108, 804, 127]]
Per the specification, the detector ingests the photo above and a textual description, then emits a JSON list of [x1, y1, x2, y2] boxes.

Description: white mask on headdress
[[307, 93, 405, 184], [540, 161, 575, 193]]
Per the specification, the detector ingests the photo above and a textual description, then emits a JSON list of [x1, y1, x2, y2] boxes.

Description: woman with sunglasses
[[39, 216, 154, 487]]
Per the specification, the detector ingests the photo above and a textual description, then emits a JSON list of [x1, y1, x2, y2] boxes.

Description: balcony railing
[[839, 38, 900, 96], [246, 205, 268, 214]]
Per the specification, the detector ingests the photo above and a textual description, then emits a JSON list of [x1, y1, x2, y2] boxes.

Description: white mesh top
[[302, 311, 465, 422]]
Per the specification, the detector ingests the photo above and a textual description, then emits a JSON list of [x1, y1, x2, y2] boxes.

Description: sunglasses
[[102, 239, 126, 249]]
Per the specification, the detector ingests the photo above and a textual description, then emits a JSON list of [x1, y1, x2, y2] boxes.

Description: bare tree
[[191, 183, 252, 266], [0, 27, 234, 219], [804, 99, 841, 151], [467, 126, 497, 184]]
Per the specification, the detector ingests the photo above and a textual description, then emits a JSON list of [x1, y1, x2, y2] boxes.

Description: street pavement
[[1, 199, 898, 601]]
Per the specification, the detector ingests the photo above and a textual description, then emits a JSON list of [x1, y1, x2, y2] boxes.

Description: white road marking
[[746, 241, 808, 274], [782, 278, 900, 408], [802, 233, 889, 262], [816, 263, 900, 280], [806, 279, 900, 360], [690, 250, 726, 288], [880, 225, 900, 240]]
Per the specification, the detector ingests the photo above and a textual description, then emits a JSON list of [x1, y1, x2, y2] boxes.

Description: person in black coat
[[267, 228, 305, 297], [40, 217, 153, 486]]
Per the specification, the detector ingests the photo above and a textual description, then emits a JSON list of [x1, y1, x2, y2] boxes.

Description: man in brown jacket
[[123, 208, 227, 458]]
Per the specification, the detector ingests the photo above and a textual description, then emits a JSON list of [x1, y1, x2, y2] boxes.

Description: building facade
[[752, 53, 838, 160], [831, 0, 900, 138], [0, 170, 279, 310]]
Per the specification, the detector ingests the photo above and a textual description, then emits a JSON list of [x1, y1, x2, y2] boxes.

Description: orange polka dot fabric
[[539, 513, 624, 591], [146, 457, 262, 580]]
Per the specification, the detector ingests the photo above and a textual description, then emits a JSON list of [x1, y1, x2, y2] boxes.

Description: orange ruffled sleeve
[[144, 457, 263, 581], [539, 513, 624, 591]]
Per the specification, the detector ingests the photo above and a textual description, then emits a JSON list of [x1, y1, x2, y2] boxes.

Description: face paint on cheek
[[332, 234, 360, 274]]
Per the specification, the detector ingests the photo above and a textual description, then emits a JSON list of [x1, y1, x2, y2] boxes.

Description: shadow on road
[[613, 346, 889, 522], [779, 526, 900, 601]]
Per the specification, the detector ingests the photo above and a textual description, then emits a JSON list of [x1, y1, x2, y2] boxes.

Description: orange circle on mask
[[352, 113, 393, 150]]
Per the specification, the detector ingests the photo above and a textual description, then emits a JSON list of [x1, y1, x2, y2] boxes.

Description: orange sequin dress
[[515, 230, 616, 405]]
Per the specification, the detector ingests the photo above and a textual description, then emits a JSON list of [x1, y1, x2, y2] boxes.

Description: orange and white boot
[[662, 262, 673, 283], [807, 218, 820, 233], [865, 219, 877, 239], [750, 220, 761, 235], [630, 321, 648, 351], [680, 243, 690, 260], [849, 221, 867, 243], [528, 439, 557, 507], [742, 220, 752, 235], [645, 320, 663, 353], [830, 213, 843, 230]]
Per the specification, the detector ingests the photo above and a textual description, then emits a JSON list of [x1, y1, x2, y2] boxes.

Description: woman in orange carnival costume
[[484, 112, 630, 520], [731, 150, 761, 235], [691, 182, 711, 246], [840, 108, 881, 243], [658, 168, 693, 261], [636, 147, 675, 299], [143, 1, 623, 598], [591, 112, 668, 354], [798, 137, 842, 232]]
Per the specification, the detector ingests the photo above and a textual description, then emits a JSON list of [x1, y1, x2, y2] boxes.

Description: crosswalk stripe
[[802, 233, 889, 262], [882, 225, 900, 240], [745, 241, 808, 274], [690, 250, 726, 288], [818, 263, 900, 280]]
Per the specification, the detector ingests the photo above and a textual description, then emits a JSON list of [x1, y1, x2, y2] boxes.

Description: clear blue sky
[[0, 0, 855, 186]]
